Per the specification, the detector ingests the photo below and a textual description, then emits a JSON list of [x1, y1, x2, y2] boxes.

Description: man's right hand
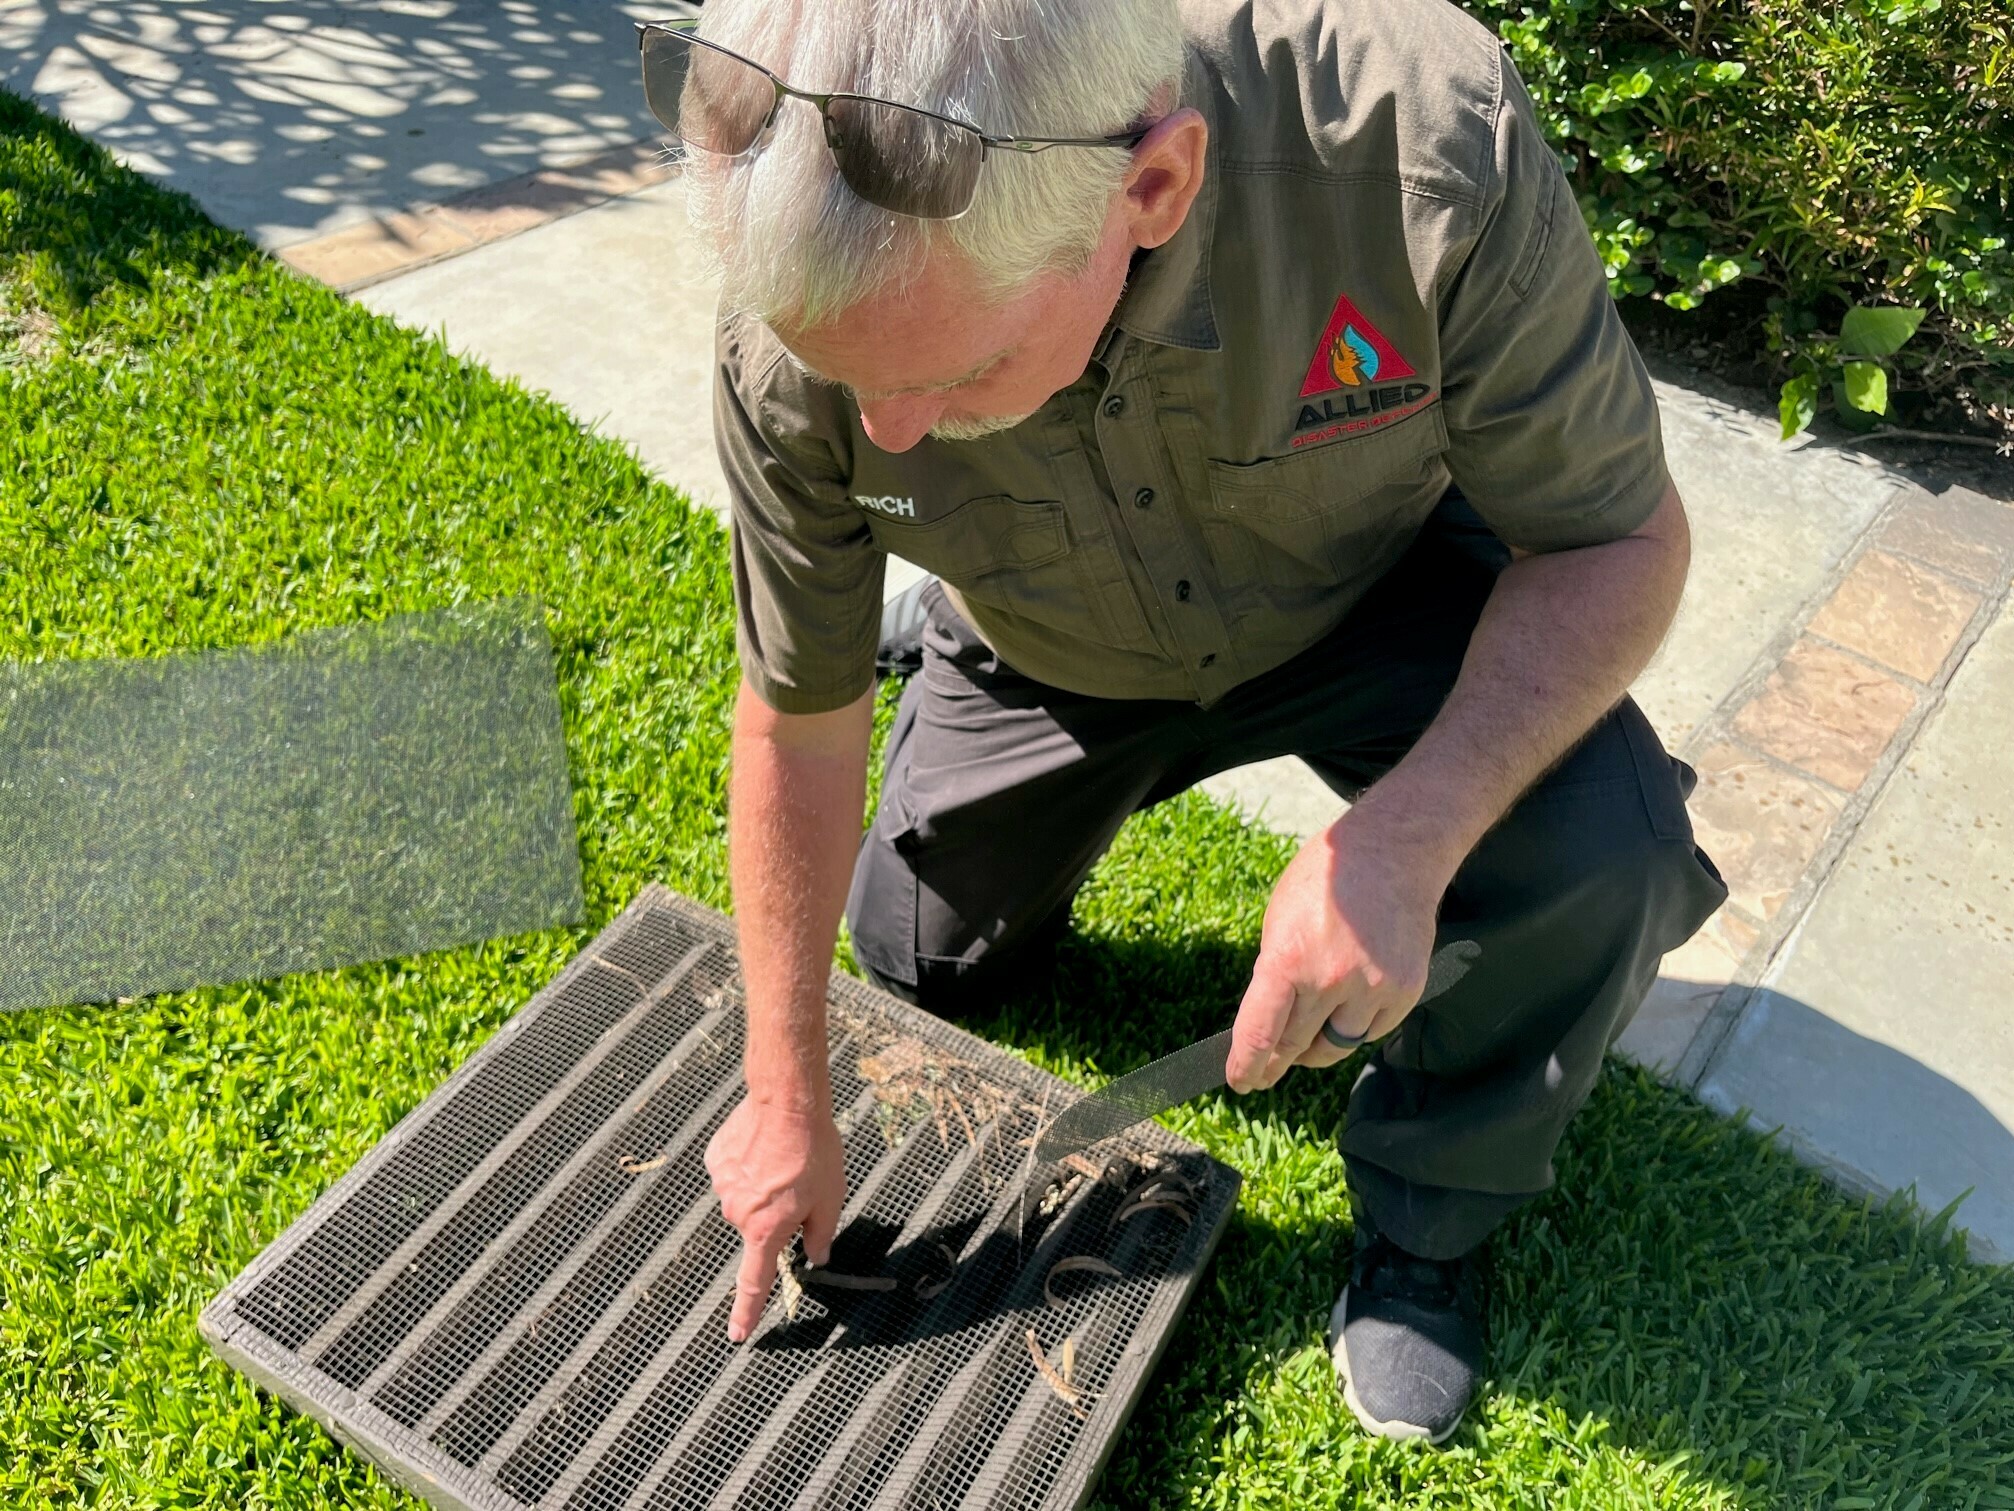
[[706, 1097, 847, 1342]]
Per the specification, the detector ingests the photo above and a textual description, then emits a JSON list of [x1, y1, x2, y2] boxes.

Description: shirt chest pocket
[[1203, 407, 1449, 592], [863, 494, 1075, 612]]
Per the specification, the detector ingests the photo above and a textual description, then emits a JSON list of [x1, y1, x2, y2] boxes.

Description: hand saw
[[1016, 939, 1481, 1238]]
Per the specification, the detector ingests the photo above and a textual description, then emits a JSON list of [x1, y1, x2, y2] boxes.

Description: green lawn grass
[[5, 91, 2013, 1509]]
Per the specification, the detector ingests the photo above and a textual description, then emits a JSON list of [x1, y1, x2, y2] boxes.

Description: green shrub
[[1469, 0, 2013, 438]]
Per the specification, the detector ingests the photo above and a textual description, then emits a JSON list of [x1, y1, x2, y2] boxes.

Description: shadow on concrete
[[936, 926, 2014, 1504], [0, 0, 665, 249], [1697, 985, 2014, 1265]]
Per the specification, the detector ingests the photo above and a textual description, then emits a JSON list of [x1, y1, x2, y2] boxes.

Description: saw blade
[[1017, 939, 1481, 1239]]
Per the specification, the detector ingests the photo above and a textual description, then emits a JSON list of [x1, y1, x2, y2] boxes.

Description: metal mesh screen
[[202, 887, 1240, 1511], [0, 601, 582, 1012]]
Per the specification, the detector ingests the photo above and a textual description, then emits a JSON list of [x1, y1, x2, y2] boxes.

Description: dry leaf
[[915, 1241, 958, 1300], [1115, 1199, 1192, 1228], [1025, 1328, 1098, 1419], [1044, 1255, 1123, 1309], [777, 1251, 804, 1322]]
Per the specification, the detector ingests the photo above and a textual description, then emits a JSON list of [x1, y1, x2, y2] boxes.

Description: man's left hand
[[1226, 807, 1454, 1093]]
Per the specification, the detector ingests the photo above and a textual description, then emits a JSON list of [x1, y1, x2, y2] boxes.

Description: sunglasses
[[635, 19, 1152, 220]]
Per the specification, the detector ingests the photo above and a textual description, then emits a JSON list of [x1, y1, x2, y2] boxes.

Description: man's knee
[[845, 827, 1073, 1017], [1457, 703, 1723, 933]]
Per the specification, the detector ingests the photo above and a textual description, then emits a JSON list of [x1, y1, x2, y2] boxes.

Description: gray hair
[[682, 0, 1183, 328]]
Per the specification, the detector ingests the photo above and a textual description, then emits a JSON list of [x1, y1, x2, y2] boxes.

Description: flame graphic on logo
[[1329, 324, 1381, 387]]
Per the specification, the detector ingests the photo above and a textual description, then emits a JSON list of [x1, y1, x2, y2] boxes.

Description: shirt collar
[[1110, 48, 1222, 353]]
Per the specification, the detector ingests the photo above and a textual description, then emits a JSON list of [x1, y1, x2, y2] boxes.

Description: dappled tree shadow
[[0, 0, 664, 250]]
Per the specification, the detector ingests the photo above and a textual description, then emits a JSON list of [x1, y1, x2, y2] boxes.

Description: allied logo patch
[[1299, 292, 1418, 397]]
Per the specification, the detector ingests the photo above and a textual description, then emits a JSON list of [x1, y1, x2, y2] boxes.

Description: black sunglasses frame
[[635, 19, 1152, 220]]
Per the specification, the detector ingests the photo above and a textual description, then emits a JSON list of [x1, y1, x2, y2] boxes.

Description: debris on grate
[[201, 886, 1240, 1510]]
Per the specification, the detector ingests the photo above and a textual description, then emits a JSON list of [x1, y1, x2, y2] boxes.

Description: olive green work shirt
[[716, 0, 1673, 716]]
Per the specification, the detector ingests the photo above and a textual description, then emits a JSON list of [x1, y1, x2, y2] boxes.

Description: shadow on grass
[[939, 925, 2014, 1508], [0, 89, 249, 319]]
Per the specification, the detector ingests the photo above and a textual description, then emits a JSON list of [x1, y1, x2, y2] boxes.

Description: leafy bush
[[1468, 0, 2013, 438]]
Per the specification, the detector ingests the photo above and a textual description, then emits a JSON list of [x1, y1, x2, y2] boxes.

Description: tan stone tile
[[1731, 637, 1916, 790], [433, 145, 674, 246], [278, 211, 473, 288], [1807, 549, 1981, 682], [434, 174, 590, 242], [1878, 485, 2014, 588], [1686, 742, 1846, 919], [547, 140, 675, 198]]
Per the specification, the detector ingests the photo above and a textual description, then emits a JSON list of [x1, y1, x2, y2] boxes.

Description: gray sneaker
[[1327, 1229, 1484, 1444]]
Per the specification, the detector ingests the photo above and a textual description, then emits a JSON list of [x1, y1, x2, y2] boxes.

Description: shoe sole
[[1328, 1285, 1461, 1446]]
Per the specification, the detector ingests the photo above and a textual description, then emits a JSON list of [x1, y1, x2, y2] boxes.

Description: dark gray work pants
[[845, 498, 1727, 1260]]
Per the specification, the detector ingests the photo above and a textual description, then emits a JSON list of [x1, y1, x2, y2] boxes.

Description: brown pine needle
[[589, 955, 650, 995]]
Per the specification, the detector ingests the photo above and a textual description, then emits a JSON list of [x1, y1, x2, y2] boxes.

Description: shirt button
[[1102, 394, 1126, 418], [1199, 653, 1216, 668], [1176, 580, 1191, 601], [1133, 487, 1154, 509]]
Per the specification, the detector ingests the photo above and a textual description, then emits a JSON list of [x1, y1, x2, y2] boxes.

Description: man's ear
[[1123, 106, 1208, 251]]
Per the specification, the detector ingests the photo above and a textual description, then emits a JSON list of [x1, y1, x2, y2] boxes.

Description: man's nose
[[857, 396, 945, 454]]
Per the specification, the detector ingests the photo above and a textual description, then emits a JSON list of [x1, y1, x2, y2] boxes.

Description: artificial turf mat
[[4, 89, 2012, 1510]]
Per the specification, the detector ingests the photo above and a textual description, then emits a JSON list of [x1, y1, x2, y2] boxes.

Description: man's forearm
[[729, 680, 875, 1113], [1353, 484, 1691, 883]]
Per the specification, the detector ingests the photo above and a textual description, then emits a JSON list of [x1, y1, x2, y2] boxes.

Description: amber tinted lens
[[640, 27, 775, 155], [823, 96, 985, 218]]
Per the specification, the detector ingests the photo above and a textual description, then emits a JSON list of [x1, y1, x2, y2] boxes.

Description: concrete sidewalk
[[9, 1, 2012, 1262]]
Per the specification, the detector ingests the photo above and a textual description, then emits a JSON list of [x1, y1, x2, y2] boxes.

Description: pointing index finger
[[728, 1229, 784, 1343]]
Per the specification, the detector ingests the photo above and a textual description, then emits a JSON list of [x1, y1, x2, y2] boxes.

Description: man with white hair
[[648, 0, 1727, 1443]]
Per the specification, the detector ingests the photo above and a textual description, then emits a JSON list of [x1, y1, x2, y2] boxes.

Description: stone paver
[[283, 138, 673, 289], [1806, 549, 1982, 682], [1699, 595, 2014, 1261], [1686, 742, 1849, 920], [1730, 637, 1916, 792]]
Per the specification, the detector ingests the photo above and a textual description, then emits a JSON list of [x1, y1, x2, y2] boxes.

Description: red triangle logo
[[1299, 292, 1417, 397]]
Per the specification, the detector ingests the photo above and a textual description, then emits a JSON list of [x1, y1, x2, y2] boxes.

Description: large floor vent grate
[[203, 886, 1239, 1510]]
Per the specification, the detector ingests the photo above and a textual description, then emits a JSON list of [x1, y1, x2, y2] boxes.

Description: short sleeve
[[715, 316, 884, 714], [1437, 52, 1672, 551]]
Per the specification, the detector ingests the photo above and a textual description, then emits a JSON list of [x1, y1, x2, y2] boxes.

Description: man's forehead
[[774, 287, 1035, 397]]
